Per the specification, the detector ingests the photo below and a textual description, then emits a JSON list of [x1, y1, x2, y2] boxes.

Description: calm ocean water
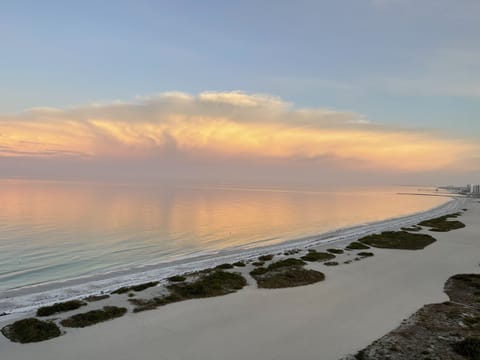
[[0, 179, 447, 292]]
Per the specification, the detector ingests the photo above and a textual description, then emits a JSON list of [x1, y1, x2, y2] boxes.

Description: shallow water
[[0, 179, 447, 291]]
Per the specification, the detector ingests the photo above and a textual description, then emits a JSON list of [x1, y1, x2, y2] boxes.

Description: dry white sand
[[1, 200, 479, 360]]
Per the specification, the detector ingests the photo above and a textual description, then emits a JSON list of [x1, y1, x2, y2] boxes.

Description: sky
[[1, 0, 479, 185]]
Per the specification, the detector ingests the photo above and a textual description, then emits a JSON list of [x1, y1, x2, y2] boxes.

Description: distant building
[[467, 184, 473, 192], [473, 184, 480, 194]]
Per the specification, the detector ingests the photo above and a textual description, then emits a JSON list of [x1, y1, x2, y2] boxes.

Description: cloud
[[0, 91, 478, 178]]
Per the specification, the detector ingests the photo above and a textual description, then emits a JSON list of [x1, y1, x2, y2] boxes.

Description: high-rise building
[[473, 184, 480, 194]]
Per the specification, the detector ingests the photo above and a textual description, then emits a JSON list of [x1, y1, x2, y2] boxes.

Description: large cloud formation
[[0, 91, 477, 181]]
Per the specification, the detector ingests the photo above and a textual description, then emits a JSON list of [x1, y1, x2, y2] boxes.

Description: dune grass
[[258, 254, 274, 261], [130, 293, 183, 313], [60, 306, 127, 328], [133, 271, 247, 312], [111, 281, 159, 294], [215, 263, 234, 269], [1, 318, 61, 343], [301, 250, 335, 262], [346, 242, 370, 250], [84, 294, 110, 302], [250, 257, 324, 289], [401, 225, 422, 232], [254, 268, 325, 288], [36, 300, 86, 317], [324, 261, 339, 266], [233, 261, 246, 267], [418, 213, 465, 232], [358, 252, 374, 257], [359, 231, 436, 250], [168, 275, 186, 282], [167, 271, 246, 299]]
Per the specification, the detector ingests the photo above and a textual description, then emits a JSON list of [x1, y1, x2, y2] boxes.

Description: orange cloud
[[0, 91, 477, 173]]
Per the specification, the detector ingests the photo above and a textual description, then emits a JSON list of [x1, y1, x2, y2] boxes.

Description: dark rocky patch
[[344, 274, 480, 360]]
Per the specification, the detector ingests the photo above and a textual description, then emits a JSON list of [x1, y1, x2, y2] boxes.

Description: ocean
[[0, 178, 449, 294]]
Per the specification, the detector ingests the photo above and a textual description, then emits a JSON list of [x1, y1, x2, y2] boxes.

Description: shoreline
[[0, 195, 465, 318], [1, 197, 478, 360]]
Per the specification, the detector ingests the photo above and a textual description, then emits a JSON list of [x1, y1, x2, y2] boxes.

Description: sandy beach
[[1, 198, 478, 360]]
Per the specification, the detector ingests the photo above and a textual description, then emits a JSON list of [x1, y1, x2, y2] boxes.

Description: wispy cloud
[[0, 91, 477, 177]]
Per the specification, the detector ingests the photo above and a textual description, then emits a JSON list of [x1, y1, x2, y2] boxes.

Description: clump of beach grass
[[132, 271, 247, 313], [418, 213, 465, 232], [233, 261, 246, 267], [346, 242, 370, 250], [168, 275, 186, 282], [301, 249, 335, 262], [358, 252, 374, 257], [283, 249, 301, 256], [167, 271, 246, 299], [84, 294, 110, 302], [252, 261, 265, 267], [130, 293, 183, 313], [359, 231, 436, 250], [215, 263, 234, 270], [111, 281, 159, 294], [36, 300, 86, 317], [250, 257, 324, 289], [258, 254, 274, 261], [1, 318, 61, 343], [324, 261, 339, 266], [60, 306, 127, 328]]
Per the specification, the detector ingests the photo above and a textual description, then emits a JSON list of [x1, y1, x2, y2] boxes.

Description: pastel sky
[[1, 0, 479, 184]]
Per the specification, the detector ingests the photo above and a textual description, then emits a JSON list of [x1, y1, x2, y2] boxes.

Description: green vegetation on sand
[[233, 261, 246, 267], [36, 300, 86, 317], [132, 271, 247, 313], [215, 263, 234, 269], [111, 281, 159, 294], [168, 271, 246, 299], [418, 213, 465, 232], [250, 257, 324, 289], [346, 242, 370, 250], [324, 261, 339, 266], [60, 306, 127, 328], [84, 294, 110, 302], [358, 252, 374, 257], [301, 249, 335, 262], [358, 231, 436, 250], [1, 318, 61, 343]]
